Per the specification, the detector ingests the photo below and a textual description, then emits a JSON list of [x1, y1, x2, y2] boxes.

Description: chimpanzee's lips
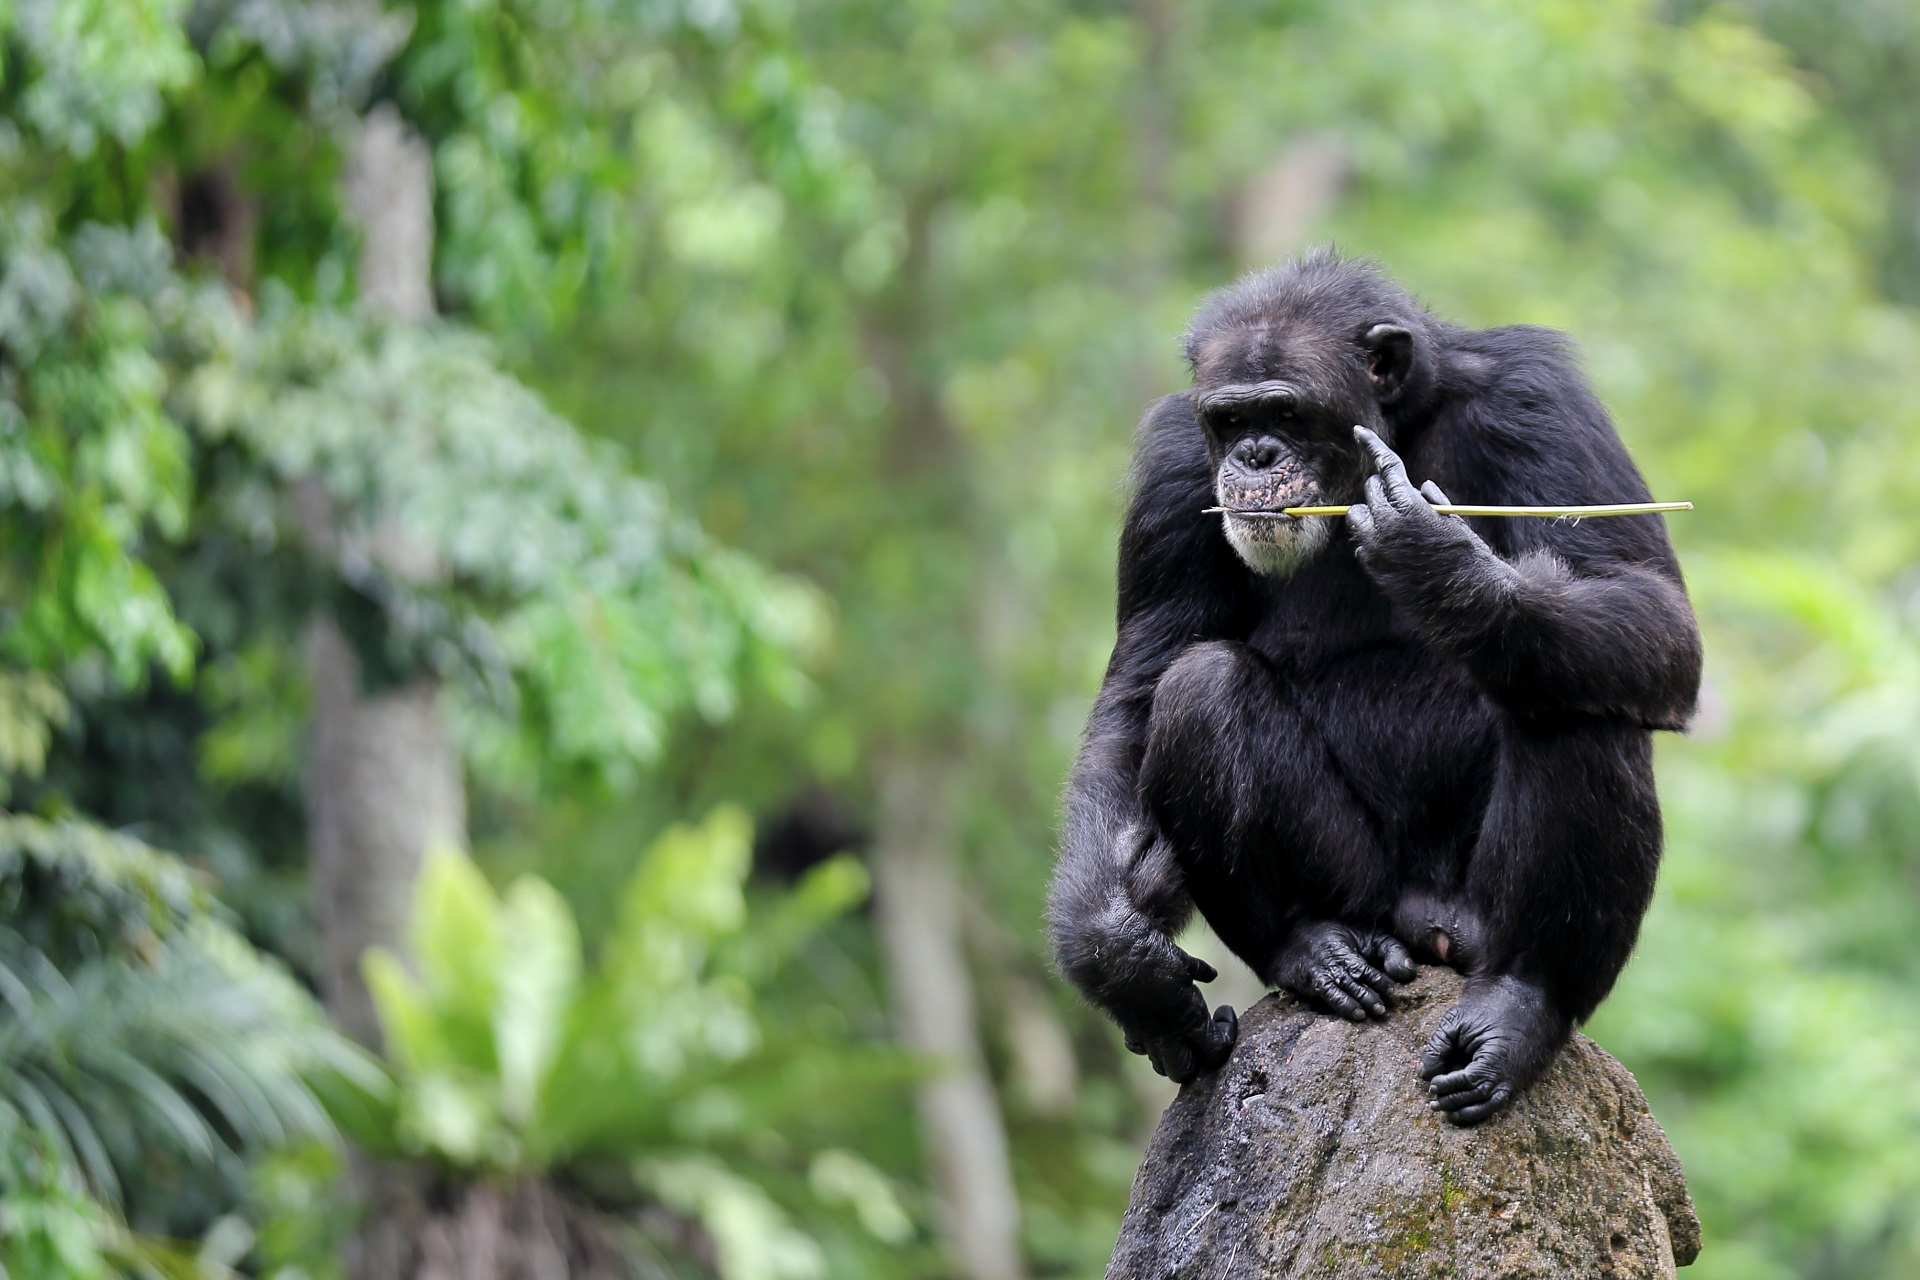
[[1206, 506, 1298, 518]]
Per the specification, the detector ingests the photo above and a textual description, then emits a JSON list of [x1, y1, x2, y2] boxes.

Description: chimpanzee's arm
[[1046, 396, 1250, 1081], [1347, 389, 1701, 730]]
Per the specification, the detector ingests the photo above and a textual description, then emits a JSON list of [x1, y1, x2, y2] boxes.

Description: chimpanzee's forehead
[[1191, 320, 1352, 395]]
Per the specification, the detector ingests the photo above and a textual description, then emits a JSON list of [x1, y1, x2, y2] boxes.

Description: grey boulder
[[1107, 967, 1700, 1278]]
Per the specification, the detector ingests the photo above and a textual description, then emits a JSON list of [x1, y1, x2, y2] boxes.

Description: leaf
[[808, 1149, 914, 1244], [361, 949, 440, 1073], [720, 855, 869, 983], [638, 1156, 827, 1280], [620, 807, 753, 941], [492, 876, 581, 1129], [406, 842, 501, 1068], [398, 1072, 498, 1167]]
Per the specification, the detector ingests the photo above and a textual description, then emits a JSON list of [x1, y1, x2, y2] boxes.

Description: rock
[[1106, 968, 1699, 1279]]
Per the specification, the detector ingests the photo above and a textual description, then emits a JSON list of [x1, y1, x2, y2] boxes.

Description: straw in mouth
[[1205, 502, 1693, 519]]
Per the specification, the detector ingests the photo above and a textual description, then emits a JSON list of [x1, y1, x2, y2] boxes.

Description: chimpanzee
[[1048, 249, 1700, 1124]]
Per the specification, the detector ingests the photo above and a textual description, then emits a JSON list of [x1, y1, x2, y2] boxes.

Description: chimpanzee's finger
[[1363, 474, 1390, 516], [1371, 934, 1417, 982], [1431, 1079, 1496, 1111], [1314, 975, 1369, 1022], [1427, 1066, 1482, 1098], [1419, 1015, 1467, 1080], [1331, 961, 1388, 1017], [1419, 480, 1455, 508], [1185, 954, 1219, 983], [1338, 952, 1395, 1000], [1345, 502, 1375, 543], [1445, 1089, 1512, 1125], [1353, 427, 1415, 504], [1153, 1040, 1196, 1083], [1199, 1006, 1238, 1066]]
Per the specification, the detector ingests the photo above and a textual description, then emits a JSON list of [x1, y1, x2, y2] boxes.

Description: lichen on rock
[[1106, 967, 1699, 1278]]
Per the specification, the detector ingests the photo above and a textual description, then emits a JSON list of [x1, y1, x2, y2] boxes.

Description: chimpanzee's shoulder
[[1438, 326, 1636, 473], [1124, 393, 1213, 525], [1115, 393, 1247, 626]]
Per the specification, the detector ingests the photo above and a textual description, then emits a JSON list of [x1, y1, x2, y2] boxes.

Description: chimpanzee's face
[[1192, 322, 1380, 576]]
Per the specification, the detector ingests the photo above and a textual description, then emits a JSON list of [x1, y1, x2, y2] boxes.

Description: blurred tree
[[1733, 0, 1920, 305], [306, 100, 465, 1051], [2, 1, 840, 1275]]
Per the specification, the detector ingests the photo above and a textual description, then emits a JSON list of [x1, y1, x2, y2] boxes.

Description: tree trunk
[[857, 185, 1028, 1280], [342, 104, 437, 326], [872, 758, 1027, 1280], [350, 1175, 632, 1280], [304, 619, 465, 1046], [306, 102, 456, 1048], [1231, 133, 1348, 269]]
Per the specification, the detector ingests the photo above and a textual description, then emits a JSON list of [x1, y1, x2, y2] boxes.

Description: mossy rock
[[1107, 968, 1699, 1278]]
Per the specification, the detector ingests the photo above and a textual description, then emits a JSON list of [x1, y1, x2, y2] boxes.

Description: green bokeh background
[[4, 1, 1920, 1276]]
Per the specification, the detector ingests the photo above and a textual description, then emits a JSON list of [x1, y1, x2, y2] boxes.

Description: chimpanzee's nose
[[1232, 438, 1281, 471]]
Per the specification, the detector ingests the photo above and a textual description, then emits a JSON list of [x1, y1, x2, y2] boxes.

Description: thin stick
[[1203, 501, 1692, 519]]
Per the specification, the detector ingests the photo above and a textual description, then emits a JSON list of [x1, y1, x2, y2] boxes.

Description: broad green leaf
[[808, 1149, 913, 1244], [399, 1072, 497, 1167], [361, 950, 442, 1074], [492, 877, 581, 1128], [638, 1156, 826, 1280], [406, 843, 500, 1069]]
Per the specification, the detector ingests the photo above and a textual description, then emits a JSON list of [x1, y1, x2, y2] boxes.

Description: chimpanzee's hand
[[1345, 426, 1499, 586], [1117, 948, 1239, 1084], [1266, 920, 1417, 1021], [1419, 974, 1570, 1125]]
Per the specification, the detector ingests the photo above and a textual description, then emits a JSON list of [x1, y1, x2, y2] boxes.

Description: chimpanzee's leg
[[1423, 719, 1661, 1124], [1139, 641, 1415, 1020]]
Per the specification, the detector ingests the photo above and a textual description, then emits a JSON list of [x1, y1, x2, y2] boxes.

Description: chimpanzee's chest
[[1245, 549, 1500, 857]]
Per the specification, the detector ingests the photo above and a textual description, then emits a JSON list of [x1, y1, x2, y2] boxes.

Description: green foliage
[[2, 7, 839, 1274], [4, 0, 196, 160], [0, 671, 69, 790], [0, 208, 196, 688], [0, 920, 359, 1209], [352, 809, 917, 1278], [177, 298, 827, 793], [0, 814, 208, 962], [0, 1137, 240, 1280], [0, 818, 368, 1280]]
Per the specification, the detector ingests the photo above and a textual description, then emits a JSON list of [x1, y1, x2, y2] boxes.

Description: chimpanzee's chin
[[1223, 512, 1331, 576]]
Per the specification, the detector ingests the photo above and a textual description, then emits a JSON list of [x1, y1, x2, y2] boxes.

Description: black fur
[[1048, 250, 1700, 1123]]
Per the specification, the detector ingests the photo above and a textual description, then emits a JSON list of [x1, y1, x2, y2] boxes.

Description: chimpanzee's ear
[[1361, 324, 1414, 401]]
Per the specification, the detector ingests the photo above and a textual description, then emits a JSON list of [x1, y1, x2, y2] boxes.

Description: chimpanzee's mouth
[[1215, 500, 1333, 576]]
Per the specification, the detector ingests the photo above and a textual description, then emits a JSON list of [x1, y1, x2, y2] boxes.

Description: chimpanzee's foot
[[1419, 975, 1570, 1125], [1266, 920, 1416, 1022]]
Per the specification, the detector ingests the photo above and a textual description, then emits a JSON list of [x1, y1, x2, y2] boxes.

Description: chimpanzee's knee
[[1146, 641, 1262, 756], [1140, 642, 1275, 836]]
